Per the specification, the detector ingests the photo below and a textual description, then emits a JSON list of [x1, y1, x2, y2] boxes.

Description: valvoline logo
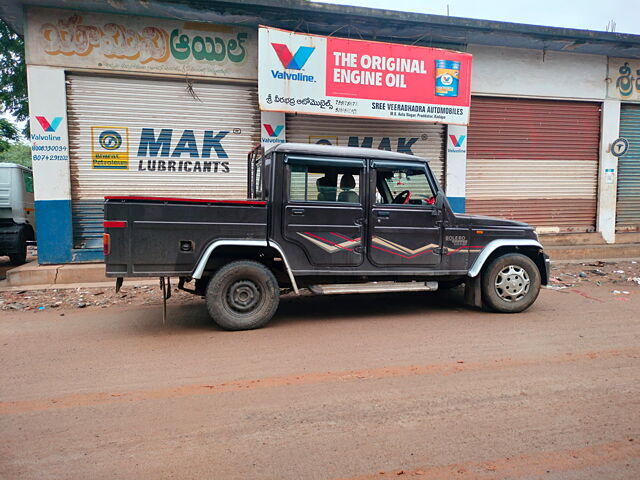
[[263, 124, 284, 137], [449, 134, 466, 147], [270, 43, 316, 83], [261, 123, 285, 144], [271, 43, 315, 69], [35, 116, 63, 132]]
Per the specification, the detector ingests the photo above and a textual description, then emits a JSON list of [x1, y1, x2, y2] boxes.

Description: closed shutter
[[286, 114, 446, 184], [617, 104, 640, 231], [66, 74, 259, 249], [466, 97, 601, 232]]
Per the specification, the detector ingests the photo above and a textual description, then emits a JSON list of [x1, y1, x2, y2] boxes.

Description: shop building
[[1, 0, 640, 264]]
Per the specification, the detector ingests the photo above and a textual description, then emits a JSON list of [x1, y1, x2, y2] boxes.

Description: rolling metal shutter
[[66, 74, 259, 249], [466, 97, 601, 232], [616, 104, 640, 231], [285, 114, 446, 185]]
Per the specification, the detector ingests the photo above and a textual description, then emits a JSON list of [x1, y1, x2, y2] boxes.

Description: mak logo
[[449, 135, 466, 147], [35, 116, 63, 132], [263, 124, 284, 137], [271, 43, 315, 70]]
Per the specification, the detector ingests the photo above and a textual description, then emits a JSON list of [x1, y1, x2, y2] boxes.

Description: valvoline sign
[[259, 26, 472, 125]]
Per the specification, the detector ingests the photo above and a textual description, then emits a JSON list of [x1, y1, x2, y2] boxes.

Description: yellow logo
[[91, 126, 129, 169]]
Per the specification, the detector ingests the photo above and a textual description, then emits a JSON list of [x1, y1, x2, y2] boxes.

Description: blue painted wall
[[34, 199, 73, 264], [447, 196, 466, 214]]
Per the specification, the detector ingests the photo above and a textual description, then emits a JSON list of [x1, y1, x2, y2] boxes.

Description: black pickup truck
[[104, 143, 550, 330]]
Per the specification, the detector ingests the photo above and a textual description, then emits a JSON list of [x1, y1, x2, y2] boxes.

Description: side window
[[289, 164, 361, 203], [23, 171, 34, 193], [376, 166, 434, 206]]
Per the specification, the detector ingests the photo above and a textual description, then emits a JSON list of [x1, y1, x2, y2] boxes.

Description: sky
[[315, 0, 640, 35]]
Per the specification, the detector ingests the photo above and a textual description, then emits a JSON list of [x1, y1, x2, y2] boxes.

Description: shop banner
[[259, 26, 472, 125], [608, 58, 640, 101], [26, 8, 257, 80]]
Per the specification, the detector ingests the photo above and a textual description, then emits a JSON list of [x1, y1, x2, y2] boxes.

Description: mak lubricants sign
[[90, 126, 234, 172], [259, 27, 472, 125]]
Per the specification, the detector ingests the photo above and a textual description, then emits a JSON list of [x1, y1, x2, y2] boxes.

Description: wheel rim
[[494, 265, 530, 302], [226, 280, 261, 313]]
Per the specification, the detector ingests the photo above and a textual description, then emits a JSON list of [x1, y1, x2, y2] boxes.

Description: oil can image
[[435, 59, 460, 97]]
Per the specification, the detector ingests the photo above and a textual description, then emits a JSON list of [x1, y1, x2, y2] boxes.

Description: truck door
[[368, 161, 442, 267], [282, 155, 365, 267]]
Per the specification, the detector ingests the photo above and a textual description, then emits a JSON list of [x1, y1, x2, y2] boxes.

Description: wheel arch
[[468, 240, 548, 285], [191, 240, 299, 293]]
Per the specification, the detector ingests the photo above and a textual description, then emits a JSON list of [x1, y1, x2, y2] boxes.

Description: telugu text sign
[[259, 27, 472, 125], [608, 58, 640, 102], [26, 8, 257, 79]]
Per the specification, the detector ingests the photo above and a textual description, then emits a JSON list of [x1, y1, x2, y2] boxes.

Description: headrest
[[340, 174, 355, 189], [317, 176, 334, 188]]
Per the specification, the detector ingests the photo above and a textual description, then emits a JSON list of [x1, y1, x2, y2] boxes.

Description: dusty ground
[[0, 276, 639, 479], [2, 260, 640, 313]]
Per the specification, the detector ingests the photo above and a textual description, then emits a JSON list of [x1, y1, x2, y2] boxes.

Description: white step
[[308, 281, 438, 295]]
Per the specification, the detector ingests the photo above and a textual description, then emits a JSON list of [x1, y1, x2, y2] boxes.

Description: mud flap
[[464, 274, 483, 309]]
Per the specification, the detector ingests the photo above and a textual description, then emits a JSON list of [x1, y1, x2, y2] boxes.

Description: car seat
[[337, 174, 359, 203], [316, 176, 337, 201]]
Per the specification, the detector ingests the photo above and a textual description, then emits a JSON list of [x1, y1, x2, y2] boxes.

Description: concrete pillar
[[596, 100, 621, 244], [445, 124, 467, 213], [27, 66, 73, 263]]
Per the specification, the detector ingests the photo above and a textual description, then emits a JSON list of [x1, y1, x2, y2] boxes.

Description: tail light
[[103, 233, 110, 255], [103, 221, 125, 256]]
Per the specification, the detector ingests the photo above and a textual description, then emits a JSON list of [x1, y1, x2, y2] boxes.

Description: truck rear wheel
[[9, 227, 27, 266], [205, 260, 280, 330], [481, 253, 541, 313]]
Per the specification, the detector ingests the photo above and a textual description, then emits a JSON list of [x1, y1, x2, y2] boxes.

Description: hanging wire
[[328, 24, 347, 37]]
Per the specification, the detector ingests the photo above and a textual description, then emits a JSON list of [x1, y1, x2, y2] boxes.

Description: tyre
[[9, 228, 27, 266], [205, 260, 280, 330], [481, 253, 541, 313]]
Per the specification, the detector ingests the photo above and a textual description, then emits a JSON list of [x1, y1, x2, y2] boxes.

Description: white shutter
[[66, 74, 259, 248], [285, 114, 446, 184]]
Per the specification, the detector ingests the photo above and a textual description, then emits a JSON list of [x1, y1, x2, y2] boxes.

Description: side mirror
[[435, 191, 445, 209]]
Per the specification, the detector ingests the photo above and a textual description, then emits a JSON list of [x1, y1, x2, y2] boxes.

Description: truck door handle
[[291, 208, 305, 216], [376, 210, 390, 218]]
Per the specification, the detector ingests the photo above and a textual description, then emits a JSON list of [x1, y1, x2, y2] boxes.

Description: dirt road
[[1, 284, 639, 479]]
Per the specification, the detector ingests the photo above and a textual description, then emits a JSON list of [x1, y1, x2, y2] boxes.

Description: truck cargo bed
[[104, 196, 268, 277]]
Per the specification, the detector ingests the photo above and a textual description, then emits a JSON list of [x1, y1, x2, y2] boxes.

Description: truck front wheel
[[206, 260, 280, 330], [481, 253, 541, 313]]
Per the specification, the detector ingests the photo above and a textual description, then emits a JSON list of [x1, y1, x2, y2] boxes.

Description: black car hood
[[455, 214, 532, 229]]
